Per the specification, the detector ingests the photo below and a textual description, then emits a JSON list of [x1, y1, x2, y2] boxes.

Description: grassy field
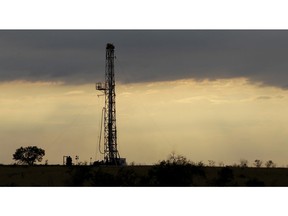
[[1, 165, 288, 186]]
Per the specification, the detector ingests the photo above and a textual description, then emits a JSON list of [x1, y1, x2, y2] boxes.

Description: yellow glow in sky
[[1, 78, 288, 166]]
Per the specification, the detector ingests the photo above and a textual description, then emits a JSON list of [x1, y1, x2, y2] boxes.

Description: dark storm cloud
[[1, 30, 288, 88]]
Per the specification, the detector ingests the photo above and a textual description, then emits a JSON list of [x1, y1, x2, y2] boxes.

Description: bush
[[148, 153, 206, 186], [115, 168, 143, 186], [265, 160, 276, 168], [70, 166, 92, 186], [90, 169, 116, 186], [239, 159, 248, 168], [214, 167, 234, 186], [254, 159, 263, 168]]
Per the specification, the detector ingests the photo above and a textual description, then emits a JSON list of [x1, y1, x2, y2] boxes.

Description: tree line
[[11, 145, 279, 168]]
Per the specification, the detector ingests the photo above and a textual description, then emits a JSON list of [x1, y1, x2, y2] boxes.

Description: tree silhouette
[[208, 160, 216, 167], [254, 159, 263, 168], [265, 160, 275, 168], [218, 161, 225, 167], [166, 152, 190, 165], [13, 146, 45, 165], [239, 159, 248, 167]]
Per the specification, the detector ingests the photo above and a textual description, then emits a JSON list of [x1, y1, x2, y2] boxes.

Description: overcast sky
[[1, 30, 288, 88]]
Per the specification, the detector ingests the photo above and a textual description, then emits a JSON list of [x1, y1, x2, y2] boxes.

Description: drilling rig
[[96, 43, 126, 166]]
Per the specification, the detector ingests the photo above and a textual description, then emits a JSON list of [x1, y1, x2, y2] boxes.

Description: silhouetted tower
[[96, 43, 122, 165]]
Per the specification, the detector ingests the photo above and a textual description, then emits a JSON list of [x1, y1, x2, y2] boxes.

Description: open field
[[1, 165, 288, 186]]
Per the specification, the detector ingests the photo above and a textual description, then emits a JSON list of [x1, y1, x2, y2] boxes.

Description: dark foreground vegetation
[[1, 163, 288, 186], [5, 146, 286, 186]]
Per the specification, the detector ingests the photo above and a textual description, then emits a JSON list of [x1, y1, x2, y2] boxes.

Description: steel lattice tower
[[96, 43, 121, 165]]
